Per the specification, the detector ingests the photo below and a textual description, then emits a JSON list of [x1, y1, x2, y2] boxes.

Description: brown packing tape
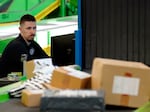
[[120, 95, 130, 106], [120, 72, 132, 106]]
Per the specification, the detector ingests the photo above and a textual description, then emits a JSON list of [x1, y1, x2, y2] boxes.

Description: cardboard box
[[21, 89, 44, 107], [25, 60, 35, 79], [51, 67, 91, 89], [21, 85, 62, 107], [91, 58, 150, 108]]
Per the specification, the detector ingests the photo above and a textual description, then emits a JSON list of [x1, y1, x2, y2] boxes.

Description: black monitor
[[51, 33, 75, 66]]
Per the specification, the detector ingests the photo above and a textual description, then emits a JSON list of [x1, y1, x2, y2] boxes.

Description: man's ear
[[19, 26, 21, 31]]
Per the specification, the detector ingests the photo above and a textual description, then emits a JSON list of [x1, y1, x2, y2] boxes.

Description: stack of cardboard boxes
[[22, 60, 91, 107], [22, 58, 150, 108]]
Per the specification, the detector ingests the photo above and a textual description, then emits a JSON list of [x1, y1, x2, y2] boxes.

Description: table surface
[[0, 98, 136, 112]]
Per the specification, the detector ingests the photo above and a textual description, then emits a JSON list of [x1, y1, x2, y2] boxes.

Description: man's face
[[19, 21, 36, 42]]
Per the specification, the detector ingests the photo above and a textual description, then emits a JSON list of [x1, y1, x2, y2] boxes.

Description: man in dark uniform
[[0, 14, 49, 78]]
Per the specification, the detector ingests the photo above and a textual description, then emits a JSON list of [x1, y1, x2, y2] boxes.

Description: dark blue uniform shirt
[[0, 34, 49, 77]]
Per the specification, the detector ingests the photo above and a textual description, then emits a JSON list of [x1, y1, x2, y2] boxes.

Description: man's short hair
[[20, 14, 36, 25]]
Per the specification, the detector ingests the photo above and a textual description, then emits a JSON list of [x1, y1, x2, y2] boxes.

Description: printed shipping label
[[112, 76, 140, 96]]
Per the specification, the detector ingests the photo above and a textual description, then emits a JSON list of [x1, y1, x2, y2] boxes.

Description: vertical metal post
[[47, 31, 51, 46], [47, 31, 51, 56], [25, 0, 28, 11], [21, 54, 27, 76], [60, 0, 66, 17], [78, 0, 81, 29], [75, 0, 82, 68]]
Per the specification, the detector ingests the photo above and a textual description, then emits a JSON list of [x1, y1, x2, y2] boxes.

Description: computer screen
[[51, 33, 75, 66]]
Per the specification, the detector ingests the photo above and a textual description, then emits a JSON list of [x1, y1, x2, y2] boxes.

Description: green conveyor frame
[[0, 0, 60, 23], [0, 0, 77, 23]]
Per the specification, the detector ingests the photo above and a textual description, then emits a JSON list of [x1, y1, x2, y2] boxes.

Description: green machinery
[[0, 0, 77, 23], [0, 0, 77, 54]]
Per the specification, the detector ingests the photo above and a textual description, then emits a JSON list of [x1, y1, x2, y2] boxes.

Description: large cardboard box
[[51, 67, 91, 89], [91, 58, 150, 108]]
